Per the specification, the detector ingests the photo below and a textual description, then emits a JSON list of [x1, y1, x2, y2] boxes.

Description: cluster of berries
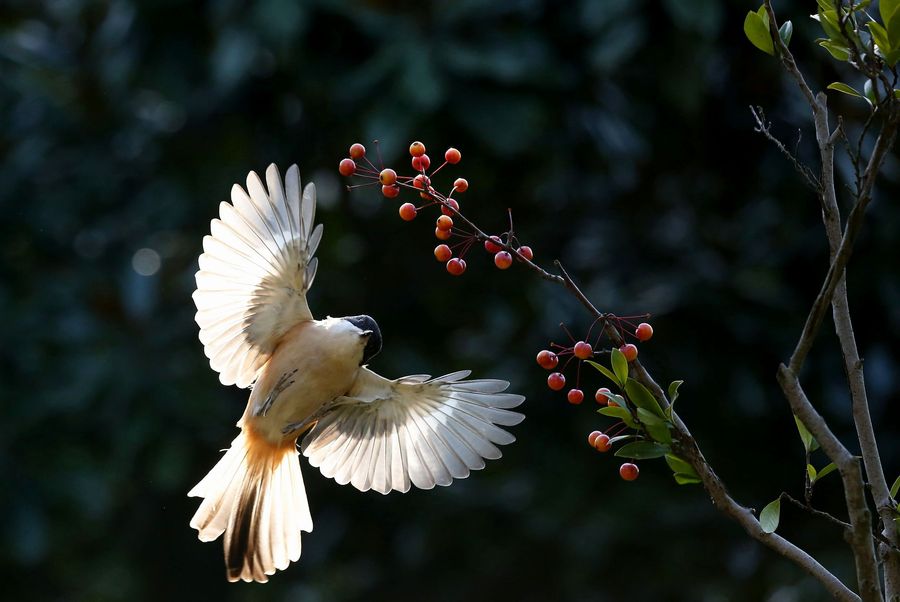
[[537, 318, 655, 481], [338, 141, 533, 276]]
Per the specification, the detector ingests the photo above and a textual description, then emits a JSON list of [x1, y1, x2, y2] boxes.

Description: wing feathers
[[302, 368, 524, 495], [194, 164, 319, 388]]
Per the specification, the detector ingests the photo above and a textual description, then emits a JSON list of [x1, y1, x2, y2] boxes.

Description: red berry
[[434, 244, 452, 262], [588, 430, 603, 447], [635, 322, 654, 342], [517, 245, 534, 261], [412, 154, 431, 171], [338, 158, 356, 176], [446, 257, 466, 276], [620, 343, 638, 362], [484, 235, 503, 254], [436, 215, 453, 231], [399, 203, 417, 221], [379, 168, 397, 186], [409, 141, 426, 157], [413, 174, 430, 189], [435, 227, 452, 240], [445, 147, 461, 164], [494, 251, 513, 269], [573, 341, 593, 360], [382, 184, 400, 198], [594, 434, 612, 452], [453, 178, 468, 192], [349, 143, 366, 159], [536, 349, 559, 370], [442, 199, 460, 216], [567, 389, 585, 405], [595, 387, 612, 404], [619, 463, 639, 481], [547, 372, 566, 391]]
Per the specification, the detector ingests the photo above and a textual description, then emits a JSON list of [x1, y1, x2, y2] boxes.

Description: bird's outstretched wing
[[194, 164, 322, 388], [301, 367, 525, 494]]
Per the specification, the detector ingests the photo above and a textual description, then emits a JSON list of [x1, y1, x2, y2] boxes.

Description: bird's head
[[342, 315, 382, 365]]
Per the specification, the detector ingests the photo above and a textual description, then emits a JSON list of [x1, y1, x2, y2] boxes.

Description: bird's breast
[[241, 320, 363, 443]]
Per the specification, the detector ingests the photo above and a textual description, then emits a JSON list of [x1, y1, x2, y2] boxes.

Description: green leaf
[[894, 89, 900, 99], [864, 78, 877, 104], [667, 380, 683, 403], [779, 20, 794, 46], [890, 475, 900, 499], [817, 462, 838, 482], [674, 473, 702, 485], [665, 453, 698, 478], [615, 441, 670, 460], [645, 420, 672, 444], [598, 406, 637, 429], [608, 434, 636, 445], [888, 7, 900, 49], [760, 498, 781, 534], [607, 393, 629, 409], [744, 10, 775, 55], [881, 0, 900, 28], [793, 415, 819, 453], [586, 360, 619, 386], [636, 407, 664, 426], [818, 39, 852, 60], [827, 81, 864, 98], [807, 464, 817, 482], [868, 21, 894, 62], [816, 0, 833, 11], [625, 378, 666, 418], [817, 8, 844, 41], [610, 347, 628, 387]]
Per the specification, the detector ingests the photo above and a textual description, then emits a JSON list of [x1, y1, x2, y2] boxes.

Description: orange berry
[[620, 343, 638, 362], [536, 350, 559, 370], [445, 147, 461, 164], [409, 141, 426, 157], [547, 372, 566, 391], [446, 257, 466, 275], [484, 235, 503, 254], [379, 168, 397, 186], [635, 322, 654, 342], [349, 143, 366, 159], [619, 463, 639, 481], [382, 184, 400, 198], [436, 215, 453, 231], [595, 387, 612, 404], [588, 430, 603, 447], [442, 199, 460, 216], [412, 154, 431, 171], [517, 246, 533, 261], [594, 434, 612, 452], [573, 341, 592, 360], [494, 251, 513, 269], [434, 244, 452, 262], [435, 227, 452, 240], [399, 203, 417, 221], [567, 389, 585, 405], [453, 178, 468, 192], [338, 158, 356, 176]]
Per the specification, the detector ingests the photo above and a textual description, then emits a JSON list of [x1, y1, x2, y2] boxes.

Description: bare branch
[[750, 105, 821, 190]]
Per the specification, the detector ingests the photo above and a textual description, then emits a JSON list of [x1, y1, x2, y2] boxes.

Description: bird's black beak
[[344, 315, 382, 365]]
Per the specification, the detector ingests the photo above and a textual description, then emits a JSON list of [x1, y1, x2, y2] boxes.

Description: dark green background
[[3, 0, 898, 600]]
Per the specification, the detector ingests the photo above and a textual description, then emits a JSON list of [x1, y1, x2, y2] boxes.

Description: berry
[[445, 147, 461, 164], [413, 174, 430, 189], [441, 199, 460, 216], [379, 168, 397, 186], [494, 251, 513, 269], [436, 215, 453, 231], [547, 372, 566, 391], [382, 184, 400, 199], [399, 203, 417, 221], [517, 245, 534, 261], [434, 244, 452, 262], [338, 158, 356, 176], [619, 463, 639, 481], [446, 257, 466, 276], [412, 154, 431, 171], [349, 143, 366, 159], [588, 430, 603, 447], [573, 341, 593, 360], [536, 349, 559, 370], [635, 322, 654, 342], [593, 434, 612, 452], [595, 387, 612, 404], [409, 141, 426, 157], [620, 343, 638, 362], [435, 227, 452, 240], [567, 389, 585, 405], [484, 235, 503, 254], [454, 178, 468, 192]]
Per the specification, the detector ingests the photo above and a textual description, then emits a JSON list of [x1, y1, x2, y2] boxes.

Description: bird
[[188, 163, 525, 583]]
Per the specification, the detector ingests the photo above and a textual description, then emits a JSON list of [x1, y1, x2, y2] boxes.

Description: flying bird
[[189, 164, 525, 582]]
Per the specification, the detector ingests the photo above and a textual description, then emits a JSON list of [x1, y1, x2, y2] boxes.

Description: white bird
[[188, 164, 525, 583]]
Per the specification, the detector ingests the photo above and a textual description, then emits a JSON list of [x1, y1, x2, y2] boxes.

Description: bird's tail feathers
[[188, 429, 313, 582]]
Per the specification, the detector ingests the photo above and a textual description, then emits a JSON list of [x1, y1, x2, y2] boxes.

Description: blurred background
[[2, 0, 899, 600]]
